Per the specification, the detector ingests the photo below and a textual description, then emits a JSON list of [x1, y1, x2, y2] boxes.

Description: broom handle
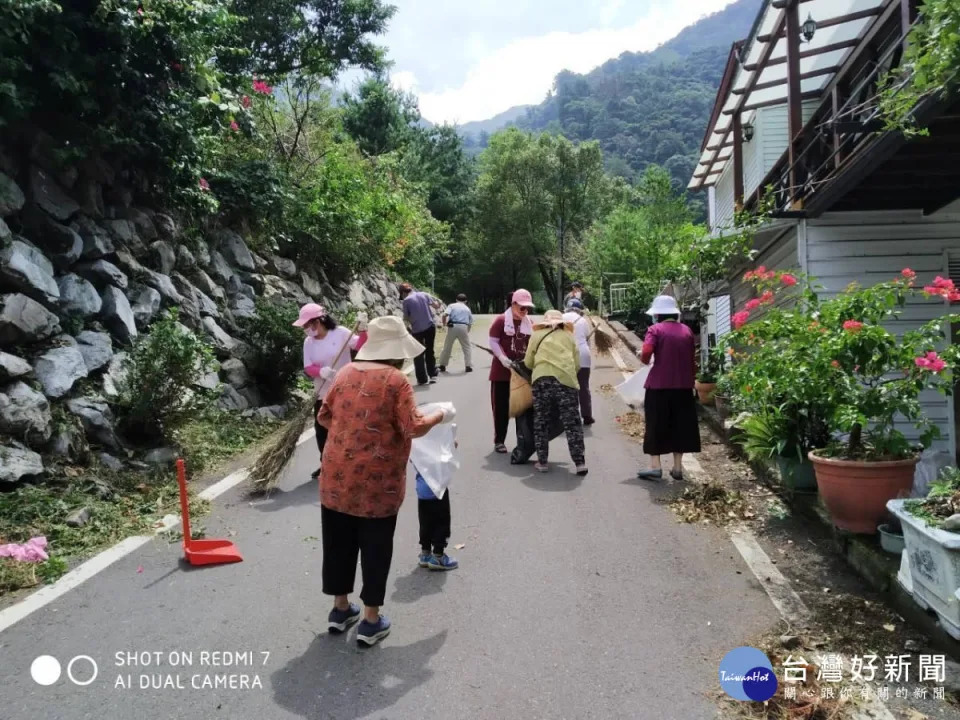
[[315, 322, 361, 394]]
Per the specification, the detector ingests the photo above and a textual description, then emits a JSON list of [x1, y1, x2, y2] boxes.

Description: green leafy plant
[[116, 310, 217, 442], [239, 299, 304, 404]]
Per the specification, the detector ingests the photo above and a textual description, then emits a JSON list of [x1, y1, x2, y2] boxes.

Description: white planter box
[[887, 499, 960, 639]]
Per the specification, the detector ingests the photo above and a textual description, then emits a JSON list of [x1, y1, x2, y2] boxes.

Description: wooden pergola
[[689, 0, 918, 213]]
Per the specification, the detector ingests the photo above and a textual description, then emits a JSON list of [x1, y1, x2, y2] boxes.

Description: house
[[689, 0, 960, 459]]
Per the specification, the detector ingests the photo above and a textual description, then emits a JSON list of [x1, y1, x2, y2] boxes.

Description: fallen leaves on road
[[454, 543, 465, 550], [598, 384, 616, 396], [666, 482, 757, 526], [616, 412, 645, 439]]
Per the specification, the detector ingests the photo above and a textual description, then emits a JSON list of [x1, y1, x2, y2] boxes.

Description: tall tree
[[341, 74, 421, 156]]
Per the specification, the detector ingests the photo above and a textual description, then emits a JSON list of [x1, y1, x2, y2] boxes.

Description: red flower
[[781, 273, 798, 286], [743, 270, 755, 281], [949, 291, 960, 303], [732, 311, 751, 329], [198, 178, 210, 191], [901, 268, 916, 279], [230, 120, 239, 132], [916, 351, 947, 373], [241, 95, 251, 108], [843, 320, 863, 333], [934, 276, 954, 289], [831, 360, 840, 368], [137, 7, 144, 16], [759, 290, 775, 305], [252, 79, 273, 95], [755, 266, 767, 275], [745, 299, 761, 311]]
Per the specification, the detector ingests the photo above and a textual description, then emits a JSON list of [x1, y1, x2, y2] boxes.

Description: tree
[[228, 0, 395, 78], [341, 74, 421, 156]]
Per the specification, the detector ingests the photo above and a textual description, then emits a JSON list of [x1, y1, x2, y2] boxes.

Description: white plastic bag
[[912, 447, 954, 498], [409, 403, 459, 499], [615, 368, 648, 409]]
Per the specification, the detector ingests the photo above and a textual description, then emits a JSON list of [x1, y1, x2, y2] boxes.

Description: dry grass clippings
[[666, 481, 758, 525]]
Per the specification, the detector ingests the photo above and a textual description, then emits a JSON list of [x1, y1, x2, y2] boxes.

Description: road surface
[[0, 317, 777, 720]]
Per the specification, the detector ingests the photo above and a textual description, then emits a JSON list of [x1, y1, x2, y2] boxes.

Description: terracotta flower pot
[[695, 381, 717, 406], [809, 451, 918, 534]]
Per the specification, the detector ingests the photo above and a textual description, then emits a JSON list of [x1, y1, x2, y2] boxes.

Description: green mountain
[[459, 105, 533, 138], [463, 0, 763, 189]]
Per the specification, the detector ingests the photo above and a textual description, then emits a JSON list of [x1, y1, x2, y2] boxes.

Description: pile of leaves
[[667, 482, 757, 525], [616, 412, 645, 439]]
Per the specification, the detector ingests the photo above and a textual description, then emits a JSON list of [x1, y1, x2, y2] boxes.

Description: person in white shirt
[[292, 303, 366, 479], [563, 298, 595, 425], [438, 293, 474, 373]]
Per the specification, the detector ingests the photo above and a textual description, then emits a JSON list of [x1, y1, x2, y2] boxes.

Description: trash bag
[[615, 369, 647, 409], [511, 407, 565, 465], [409, 403, 458, 500], [912, 447, 954, 498], [509, 370, 533, 418]]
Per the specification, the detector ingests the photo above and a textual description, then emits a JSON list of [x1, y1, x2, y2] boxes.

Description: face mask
[[306, 328, 318, 338]]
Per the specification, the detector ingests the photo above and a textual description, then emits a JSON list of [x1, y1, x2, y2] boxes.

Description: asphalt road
[[0, 318, 778, 720]]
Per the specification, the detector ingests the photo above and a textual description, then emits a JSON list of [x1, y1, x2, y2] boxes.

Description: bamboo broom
[[248, 323, 360, 495]]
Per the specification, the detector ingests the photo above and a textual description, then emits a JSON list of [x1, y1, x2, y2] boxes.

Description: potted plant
[[713, 369, 733, 419], [888, 468, 960, 636], [695, 354, 721, 405], [737, 406, 820, 493], [725, 268, 960, 533]]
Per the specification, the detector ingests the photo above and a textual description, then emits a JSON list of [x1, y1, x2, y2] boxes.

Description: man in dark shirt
[[400, 283, 441, 385]]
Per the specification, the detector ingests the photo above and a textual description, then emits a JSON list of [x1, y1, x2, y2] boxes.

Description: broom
[[248, 323, 360, 495], [590, 320, 617, 355]]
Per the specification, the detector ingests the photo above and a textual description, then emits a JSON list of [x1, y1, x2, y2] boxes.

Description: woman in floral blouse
[[317, 315, 454, 646]]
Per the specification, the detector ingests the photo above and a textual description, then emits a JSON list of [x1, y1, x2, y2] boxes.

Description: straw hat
[[355, 316, 425, 361], [535, 309, 573, 331], [646, 295, 680, 317]]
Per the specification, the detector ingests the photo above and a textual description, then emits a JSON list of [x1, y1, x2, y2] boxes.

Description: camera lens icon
[[30, 655, 98, 686]]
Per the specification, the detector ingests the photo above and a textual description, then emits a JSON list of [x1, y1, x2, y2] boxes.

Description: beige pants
[[438, 324, 472, 369]]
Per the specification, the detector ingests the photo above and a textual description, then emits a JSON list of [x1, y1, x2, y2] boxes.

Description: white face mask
[[306, 328, 318, 338]]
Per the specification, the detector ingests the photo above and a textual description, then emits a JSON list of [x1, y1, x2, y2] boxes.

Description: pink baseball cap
[[292, 303, 326, 327], [512, 289, 535, 308]]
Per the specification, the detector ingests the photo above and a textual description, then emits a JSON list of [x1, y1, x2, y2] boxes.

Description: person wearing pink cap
[[488, 289, 535, 454], [293, 303, 368, 479]]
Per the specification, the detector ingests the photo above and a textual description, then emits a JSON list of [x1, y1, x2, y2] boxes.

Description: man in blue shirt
[[400, 282, 441, 385], [438, 293, 473, 374]]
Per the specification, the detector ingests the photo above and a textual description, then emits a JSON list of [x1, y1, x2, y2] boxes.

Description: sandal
[[534, 463, 550, 473], [494, 444, 508, 454], [670, 469, 684, 481]]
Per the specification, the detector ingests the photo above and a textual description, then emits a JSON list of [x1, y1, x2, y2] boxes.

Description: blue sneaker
[[418, 551, 432, 568], [356, 615, 391, 646], [426, 554, 459, 571], [327, 603, 361, 633]]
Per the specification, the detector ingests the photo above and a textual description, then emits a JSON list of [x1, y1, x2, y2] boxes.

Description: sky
[[365, 0, 737, 125]]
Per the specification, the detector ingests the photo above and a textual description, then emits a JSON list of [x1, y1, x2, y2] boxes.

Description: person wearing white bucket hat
[[635, 295, 701, 481], [316, 315, 454, 646]]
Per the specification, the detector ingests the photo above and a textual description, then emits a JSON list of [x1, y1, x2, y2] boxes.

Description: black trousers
[[313, 399, 328, 457], [418, 492, 451, 555], [412, 326, 438, 384], [321, 505, 398, 607], [491, 380, 511, 445]]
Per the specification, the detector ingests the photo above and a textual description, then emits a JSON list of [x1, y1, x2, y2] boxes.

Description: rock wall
[[0, 140, 401, 484]]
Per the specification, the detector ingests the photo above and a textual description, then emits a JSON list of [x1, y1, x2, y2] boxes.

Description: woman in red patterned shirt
[[317, 315, 453, 646]]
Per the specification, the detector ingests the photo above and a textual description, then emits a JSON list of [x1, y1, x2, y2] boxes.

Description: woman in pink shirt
[[635, 295, 701, 481]]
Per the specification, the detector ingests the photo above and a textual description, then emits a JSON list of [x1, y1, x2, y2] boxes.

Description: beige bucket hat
[[355, 316, 425, 361]]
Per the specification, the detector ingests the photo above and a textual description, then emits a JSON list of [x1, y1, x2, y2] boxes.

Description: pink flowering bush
[[722, 269, 960, 460]]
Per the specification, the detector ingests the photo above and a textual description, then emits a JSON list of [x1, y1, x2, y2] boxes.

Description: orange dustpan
[[176, 459, 243, 566]]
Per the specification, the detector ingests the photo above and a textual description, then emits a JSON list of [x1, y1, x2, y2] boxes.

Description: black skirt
[[643, 388, 701, 456]]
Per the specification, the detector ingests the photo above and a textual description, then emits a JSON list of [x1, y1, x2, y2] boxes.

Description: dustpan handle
[[176, 459, 191, 551]]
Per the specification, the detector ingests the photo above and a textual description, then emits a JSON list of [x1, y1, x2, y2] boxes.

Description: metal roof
[[689, 0, 890, 190]]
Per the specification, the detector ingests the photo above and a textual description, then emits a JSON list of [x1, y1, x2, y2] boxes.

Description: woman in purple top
[[635, 295, 701, 481]]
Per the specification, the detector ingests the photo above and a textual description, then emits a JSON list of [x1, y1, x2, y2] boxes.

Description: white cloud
[[409, 0, 734, 125], [390, 70, 419, 93]]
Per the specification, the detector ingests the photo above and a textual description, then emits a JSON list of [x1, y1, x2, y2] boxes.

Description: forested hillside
[[463, 0, 762, 189]]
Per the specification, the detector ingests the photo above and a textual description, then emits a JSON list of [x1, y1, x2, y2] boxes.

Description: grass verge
[[0, 410, 279, 596]]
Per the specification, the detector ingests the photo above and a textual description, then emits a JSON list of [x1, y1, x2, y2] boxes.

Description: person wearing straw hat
[[524, 309, 588, 475], [293, 303, 368, 480], [563, 298, 595, 425], [488, 289, 536, 454], [635, 295, 700, 481], [316, 315, 454, 646]]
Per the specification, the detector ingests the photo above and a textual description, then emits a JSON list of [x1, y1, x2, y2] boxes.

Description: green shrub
[[239, 298, 303, 404], [117, 310, 217, 442]]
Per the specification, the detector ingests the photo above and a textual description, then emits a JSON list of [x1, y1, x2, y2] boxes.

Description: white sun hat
[[646, 295, 681, 317]]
